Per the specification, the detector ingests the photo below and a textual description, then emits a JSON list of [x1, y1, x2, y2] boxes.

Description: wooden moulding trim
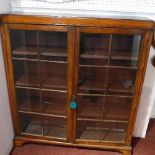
[[66, 27, 75, 143], [72, 27, 80, 143], [1, 14, 154, 29], [8, 23, 145, 35], [79, 27, 145, 35], [14, 136, 131, 151], [20, 134, 67, 143], [8, 24, 69, 31]]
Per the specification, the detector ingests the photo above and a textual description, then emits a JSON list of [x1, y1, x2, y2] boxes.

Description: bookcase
[[0, 13, 154, 155]]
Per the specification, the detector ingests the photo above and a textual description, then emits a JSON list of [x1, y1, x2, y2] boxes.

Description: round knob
[[70, 101, 77, 110]]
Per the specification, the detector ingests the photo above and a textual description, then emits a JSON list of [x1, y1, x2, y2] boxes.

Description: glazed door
[[73, 27, 144, 144], [8, 25, 74, 142]]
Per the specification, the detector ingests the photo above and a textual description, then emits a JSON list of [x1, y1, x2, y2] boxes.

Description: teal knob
[[70, 101, 77, 110]]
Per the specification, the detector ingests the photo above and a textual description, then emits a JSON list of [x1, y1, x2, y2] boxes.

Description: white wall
[[134, 47, 155, 137], [151, 66, 155, 118], [151, 102, 155, 118], [151, 36, 155, 118], [0, 1, 14, 155]]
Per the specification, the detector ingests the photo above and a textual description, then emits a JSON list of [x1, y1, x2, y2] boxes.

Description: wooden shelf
[[12, 57, 39, 62], [78, 102, 103, 119], [41, 47, 67, 57], [24, 122, 43, 136], [78, 101, 130, 122], [79, 129, 101, 140], [19, 99, 42, 113], [79, 80, 106, 92], [12, 46, 67, 58], [80, 50, 138, 61], [16, 74, 133, 97], [110, 58, 138, 68], [23, 120, 66, 139], [44, 125, 66, 139], [18, 98, 67, 118], [102, 130, 126, 142], [108, 80, 134, 93], [77, 125, 126, 142], [110, 65, 137, 69], [16, 74, 41, 87], [12, 57, 67, 64], [77, 118, 128, 142], [15, 74, 67, 90], [79, 64, 137, 69], [79, 79, 133, 94], [43, 98, 66, 117], [40, 60, 67, 64], [80, 50, 108, 59], [111, 51, 139, 60], [13, 46, 40, 56], [42, 76, 67, 90]]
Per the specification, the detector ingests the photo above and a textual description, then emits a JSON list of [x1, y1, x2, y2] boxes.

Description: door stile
[[100, 34, 113, 141], [70, 27, 81, 143], [66, 26, 75, 143], [125, 30, 153, 145], [1, 24, 21, 134], [72, 26, 148, 144]]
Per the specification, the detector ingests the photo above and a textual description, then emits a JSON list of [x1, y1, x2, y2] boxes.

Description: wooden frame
[[73, 26, 152, 150], [0, 13, 154, 155], [1, 13, 154, 29], [2, 23, 74, 141]]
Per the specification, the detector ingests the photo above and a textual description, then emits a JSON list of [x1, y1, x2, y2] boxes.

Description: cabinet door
[[7, 25, 74, 142], [73, 27, 145, 143]]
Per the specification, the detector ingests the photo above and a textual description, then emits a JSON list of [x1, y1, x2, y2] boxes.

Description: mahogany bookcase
[[0, 12, 154, 155]]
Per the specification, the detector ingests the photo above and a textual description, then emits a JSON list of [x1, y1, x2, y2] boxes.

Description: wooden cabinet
[[0, 13, 154, 155]]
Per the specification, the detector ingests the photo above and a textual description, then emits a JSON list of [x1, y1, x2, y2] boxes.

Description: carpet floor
[[11, 119, 155, 155]]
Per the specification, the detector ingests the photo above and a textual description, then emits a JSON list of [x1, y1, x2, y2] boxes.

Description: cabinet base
[[121, 149, 132, 155], [14, 136, 132, 155]]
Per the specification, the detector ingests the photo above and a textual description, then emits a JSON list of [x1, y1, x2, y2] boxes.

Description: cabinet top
[[0, 11, 154, 29]]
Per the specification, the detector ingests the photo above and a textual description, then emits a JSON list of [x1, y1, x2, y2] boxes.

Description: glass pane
[[79, 33, 109, 66], [41, 62, 67, 90], [39, 30, 68, 139], [10, 30, 68, 139], [110, 35, 141, 68], [20, 113, 43, 136], [13, 60, 41, 88], [108, 68, 136, 96], [43, 117, 66, 138], [77, 33, 109, 141], [77, 32, 141, 142], [39, 31, 68, 62], [78, 67, 107, 94], [11, 30, 39, 59], [16, 89, 42, 113]]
